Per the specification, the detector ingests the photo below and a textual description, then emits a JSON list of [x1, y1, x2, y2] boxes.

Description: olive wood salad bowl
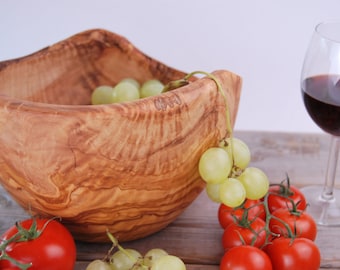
[[0, 29, 242, 242]]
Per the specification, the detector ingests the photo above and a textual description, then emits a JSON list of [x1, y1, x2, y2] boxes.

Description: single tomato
[[0, 218, 76, 270], [269, 208, 317, 241], [222, 217, 267, 251], [218, 199, 266, 229], [220, 245, 272, 270], [267, 184, 307, 213], [265, 237, 320, 270]]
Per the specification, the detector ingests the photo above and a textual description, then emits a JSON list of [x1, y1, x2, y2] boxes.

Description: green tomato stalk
[[226, 175, 308, 248], [0, 218, 54, 270]]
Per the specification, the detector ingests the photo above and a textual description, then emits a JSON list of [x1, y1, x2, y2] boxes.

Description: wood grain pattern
[[0, 29, 241, 242], [1, 131, 340, 269]]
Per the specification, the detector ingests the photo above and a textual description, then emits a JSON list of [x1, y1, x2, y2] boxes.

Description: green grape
[[140, 79, 164, 98], [219, 178, 246, 208], [151, 255, 186, 270], [113, 81, 140, 103], [220, 137, 251, 170], [199, 147, 232, 184], [143, 248, 168, 267], [86, 260, 112, 270], [91, 85, 115, 105], [205, 182, 222, 203], [120, 78, 140, 89], [238, 167, 269, 200], [130, 265, 144, 270], [110, 249, 142, 270]]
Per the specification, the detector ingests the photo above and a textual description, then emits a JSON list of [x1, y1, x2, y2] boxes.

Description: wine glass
[[301, 21, 340, 226]]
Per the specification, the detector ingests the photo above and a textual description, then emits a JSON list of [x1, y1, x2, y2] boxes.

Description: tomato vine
[[0, 217, 76, 270]]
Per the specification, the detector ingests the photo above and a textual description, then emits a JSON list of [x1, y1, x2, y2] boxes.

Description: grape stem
[[106, 231, 147, 269], [185, 71, 233, 140], [163, 70, 235, 161]]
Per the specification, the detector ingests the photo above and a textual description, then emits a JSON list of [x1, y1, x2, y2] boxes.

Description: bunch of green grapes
[[86, 235, 186, 270], [91, 78, 164, 105], [199, 137, 269, 208]]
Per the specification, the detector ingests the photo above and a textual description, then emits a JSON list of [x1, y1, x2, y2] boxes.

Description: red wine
[[302, 74, 340, 136]]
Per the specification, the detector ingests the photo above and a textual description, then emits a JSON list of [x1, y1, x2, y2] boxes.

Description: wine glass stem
[[321, 136, 340, 202]]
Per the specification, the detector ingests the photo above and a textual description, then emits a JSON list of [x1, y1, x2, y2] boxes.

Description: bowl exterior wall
[[0, 29, 241, 242]]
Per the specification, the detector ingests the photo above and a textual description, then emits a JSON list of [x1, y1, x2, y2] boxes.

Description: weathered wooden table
[[1, 131, 340, 269]]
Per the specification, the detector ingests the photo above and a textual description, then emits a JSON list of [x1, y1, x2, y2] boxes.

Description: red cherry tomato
[[218, 199, 266, 229], [220, 245, 272, 270], [267, 184, 307, 213], [0, 218, 76, 270], [265, 237, 320, 270], [222, 217, 267, 251], [269, 208, 317, 241]]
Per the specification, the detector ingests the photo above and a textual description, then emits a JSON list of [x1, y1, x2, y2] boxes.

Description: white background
[[1, 0, 340, 133]]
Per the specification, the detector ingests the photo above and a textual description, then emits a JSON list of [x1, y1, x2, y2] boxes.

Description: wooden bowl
[[0, 29, 242, 242]]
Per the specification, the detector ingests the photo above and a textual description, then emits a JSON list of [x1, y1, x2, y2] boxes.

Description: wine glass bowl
[[302, 75, 340, 136], [0, 29, 242, 242], [301, 21, 340, 225]]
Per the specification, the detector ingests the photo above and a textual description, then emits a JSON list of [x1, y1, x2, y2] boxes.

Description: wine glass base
[[300, 185, 340, 226]]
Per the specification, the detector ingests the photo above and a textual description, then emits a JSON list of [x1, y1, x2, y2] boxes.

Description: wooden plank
[[235, 130, 333, 187], [1, 131, 340, 269], [75, 261, 220, 270], [0, 185, 29, 234], [76, 191, 340, 269], [76, 191, 223, 264], [3, 187, 340, 269]]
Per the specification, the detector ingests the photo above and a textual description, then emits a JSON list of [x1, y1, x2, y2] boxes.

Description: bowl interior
[[0, 29, 186, 106]]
